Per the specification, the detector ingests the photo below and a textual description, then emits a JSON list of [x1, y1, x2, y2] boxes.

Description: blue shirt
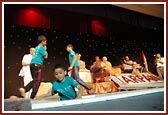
[[68, 50, 79, 67], [31, 44, 46, 65], [52, 76, 79, 100]]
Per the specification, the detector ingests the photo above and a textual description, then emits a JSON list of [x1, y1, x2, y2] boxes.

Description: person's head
[[53, 64, 66, 82], [38, 35, 47, 46], [76, 53, 81, 60], [29, 47, 35, 55], [156, 53, 161, 58], [95, 56, 100, 62], [125, 56, 129, 61], [102, 56, 107, 62], [66, 44, 73, 52]]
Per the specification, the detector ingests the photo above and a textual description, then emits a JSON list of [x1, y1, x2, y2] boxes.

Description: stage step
[[31, 87, 164, 110]]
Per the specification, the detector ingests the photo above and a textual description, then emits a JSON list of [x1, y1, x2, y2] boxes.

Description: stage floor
[[31, 87, 164, 112], [3, 87, 164, 112]]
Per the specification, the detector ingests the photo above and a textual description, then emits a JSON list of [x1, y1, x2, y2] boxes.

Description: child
[[18, 35, 48, 99], [66, 44, 93, 94], [52, 64, 83, 100]]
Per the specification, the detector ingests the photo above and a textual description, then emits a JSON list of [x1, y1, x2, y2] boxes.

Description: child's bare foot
[[19, 88, 25, 98]]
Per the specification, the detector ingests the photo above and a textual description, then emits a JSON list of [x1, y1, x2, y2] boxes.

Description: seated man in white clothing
[[154, 53, 164, 80], [122, 56, 136, 73]]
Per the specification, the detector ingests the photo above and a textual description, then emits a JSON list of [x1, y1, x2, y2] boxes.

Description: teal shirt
[[68, 50, 79, 67], [52, 76, 79, 100], [31, 44, 46, 65]]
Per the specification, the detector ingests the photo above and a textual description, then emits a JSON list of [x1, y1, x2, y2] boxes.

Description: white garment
[[156, 57, 164, 68], [18, 54, 33, 98], [123, 64, 133, 70], [123, 60, 133, 70]]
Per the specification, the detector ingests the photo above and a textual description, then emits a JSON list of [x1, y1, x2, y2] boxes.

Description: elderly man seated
[[121, 56, 135, 73], [101, 56, 121, 76], [121, 55, 142, 74], [90, 56, 108, 83], [76, 53, 90, 72]]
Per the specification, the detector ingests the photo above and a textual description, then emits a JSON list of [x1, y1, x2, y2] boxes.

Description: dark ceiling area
[[35, 4, 164, 31]]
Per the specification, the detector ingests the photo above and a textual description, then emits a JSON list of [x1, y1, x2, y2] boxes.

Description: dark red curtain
[[91, 19, 107, 36], [5, 5, 50, 29], [5, 5, 109, 36]]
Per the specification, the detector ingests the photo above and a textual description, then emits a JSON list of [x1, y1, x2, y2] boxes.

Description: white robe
[[19, 54, 33, 98]]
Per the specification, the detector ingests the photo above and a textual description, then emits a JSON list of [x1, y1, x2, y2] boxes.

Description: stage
[[4, 72, 165, 112], [4, 87, 165, 112]]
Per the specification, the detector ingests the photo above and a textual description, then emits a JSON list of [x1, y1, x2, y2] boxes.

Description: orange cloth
[[111, 68, 122, 74], [101, 61, 121, 75], [82, 81, 119, 95]]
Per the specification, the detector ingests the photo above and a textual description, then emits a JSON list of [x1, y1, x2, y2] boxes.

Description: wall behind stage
[[4, 4, 164, 98], [4, 25, 164, 98]]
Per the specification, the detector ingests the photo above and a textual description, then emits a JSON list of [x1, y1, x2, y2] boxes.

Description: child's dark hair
[[66, 44, 74, 49], [38, 35, 47, 43], [54, 64, 65, 71]]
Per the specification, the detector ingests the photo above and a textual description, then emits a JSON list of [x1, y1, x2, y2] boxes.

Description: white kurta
[[156, 57, 164, 68], [19, 54, 33, 98]]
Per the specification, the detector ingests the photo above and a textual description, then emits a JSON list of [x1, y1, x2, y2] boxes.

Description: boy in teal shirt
[[66, 44, 93, 94], [18, 35, 48, 99], [52, 64, 83, 100]]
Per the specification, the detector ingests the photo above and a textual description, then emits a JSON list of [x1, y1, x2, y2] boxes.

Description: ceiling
[[112, 4, 164, 19], [35, 4, 164, 19]]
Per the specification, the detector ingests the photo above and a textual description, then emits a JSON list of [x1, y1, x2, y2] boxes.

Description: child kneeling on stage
[[52, 64, 83, 101]]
